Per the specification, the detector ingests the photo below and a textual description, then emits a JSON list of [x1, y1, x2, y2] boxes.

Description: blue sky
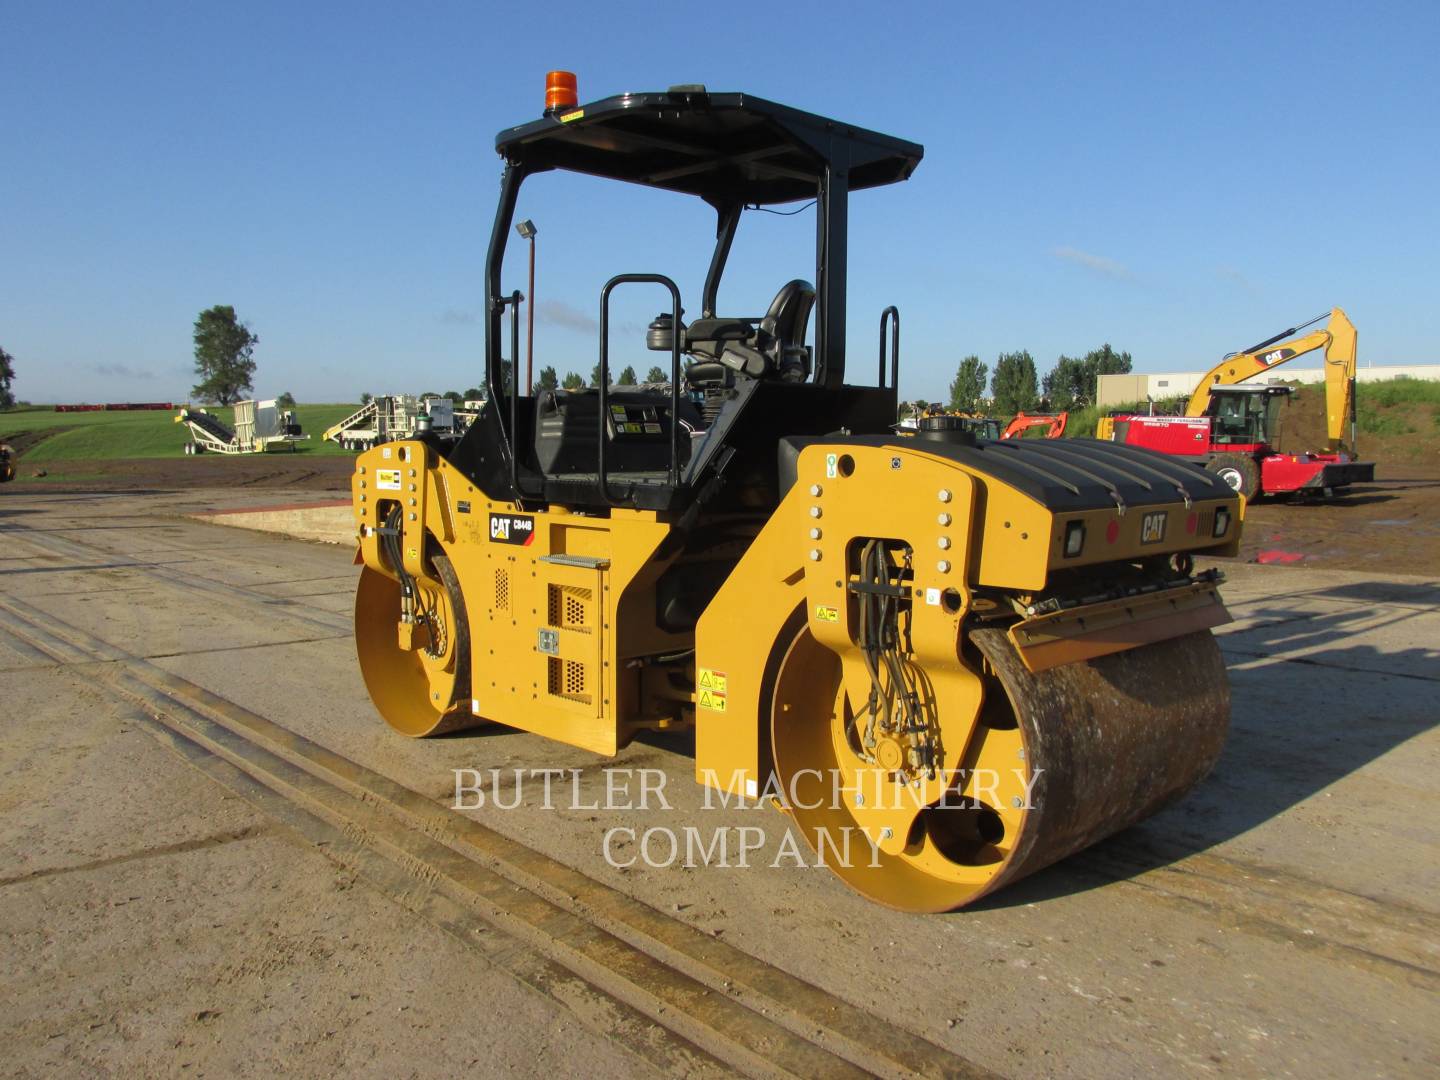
[[3, 0, 1436, 404]]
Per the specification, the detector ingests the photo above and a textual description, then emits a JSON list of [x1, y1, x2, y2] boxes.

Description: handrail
[[501, 290, 522, 495], [879, 305, 900, 391], [598, 274, 683, 506]]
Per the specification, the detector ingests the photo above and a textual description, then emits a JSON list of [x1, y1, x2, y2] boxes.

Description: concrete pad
[[190, 499, 355, 545]]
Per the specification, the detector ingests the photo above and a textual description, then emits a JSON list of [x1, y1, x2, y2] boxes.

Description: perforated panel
[[494, 568, 509, 611], [547, 584, 592, 631], [547, 657, 591, 704]]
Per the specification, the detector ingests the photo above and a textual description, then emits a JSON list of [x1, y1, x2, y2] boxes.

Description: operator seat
[[684, 279, 816, 392]]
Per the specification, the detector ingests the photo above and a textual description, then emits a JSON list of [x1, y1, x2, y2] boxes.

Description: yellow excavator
[[1099, 309, 1374, 498], [347, 74, 1244, 912]]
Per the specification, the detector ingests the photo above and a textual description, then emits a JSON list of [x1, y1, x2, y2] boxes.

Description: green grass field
[[0, 404, 362, 461]]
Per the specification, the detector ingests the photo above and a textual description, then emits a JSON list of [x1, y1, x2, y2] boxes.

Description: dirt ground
[[1235, 465, 1440, 575], [2, 485, 1437, 1077], [8, 446, 1438, 575], [6, 452, 355, 492]]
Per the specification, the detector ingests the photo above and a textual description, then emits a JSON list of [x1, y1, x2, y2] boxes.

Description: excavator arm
[[1187, 307, 1359, 451]]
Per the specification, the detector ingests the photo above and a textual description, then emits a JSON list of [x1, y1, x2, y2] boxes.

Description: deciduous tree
[[1042, 355, 1088, 408], [991, 351, 1039, 415], [191, 305, 257, 404], [0, 345, 15, 409], [948, 356, 987, 412]]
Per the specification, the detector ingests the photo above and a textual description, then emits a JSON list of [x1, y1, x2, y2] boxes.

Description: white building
[[1097, 364, 1440, 409]]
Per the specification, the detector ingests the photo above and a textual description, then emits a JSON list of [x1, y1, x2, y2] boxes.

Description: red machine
[[1107, 387, 1372, 499], [1101, 309, 1374, 499]]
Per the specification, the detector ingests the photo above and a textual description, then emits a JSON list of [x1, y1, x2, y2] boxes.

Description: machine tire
[[1206, 455, 1260, 500]]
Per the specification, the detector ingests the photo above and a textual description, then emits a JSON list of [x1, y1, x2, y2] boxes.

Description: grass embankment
[[0, 404, 362, 462]]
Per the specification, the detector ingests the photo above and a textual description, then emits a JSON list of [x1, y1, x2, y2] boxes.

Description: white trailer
[[176, 399, 309, 454]]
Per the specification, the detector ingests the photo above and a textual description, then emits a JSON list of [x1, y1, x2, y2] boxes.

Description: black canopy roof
[[495, 88, 923, 205]]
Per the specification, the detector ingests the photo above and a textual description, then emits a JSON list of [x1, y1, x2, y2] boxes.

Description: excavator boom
[[1186, 307, 1358, 452]]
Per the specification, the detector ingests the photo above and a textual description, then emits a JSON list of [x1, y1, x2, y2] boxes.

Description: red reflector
[[1186, 511, 1198, 534], [1105, 520, 1120, 544]]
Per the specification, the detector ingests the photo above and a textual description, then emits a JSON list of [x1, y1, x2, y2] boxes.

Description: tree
[[991, 351, 1039, 415], [360, 392, 373, 406], [191, 305, 257, 405], [948, 356, 988, 412], [0, 345, 15, 409], [645, 365, 667, 384], [618, 365, 637, 386], [561, 371, 584, 391], [443, 390, 462, 403], [1042, 355, 1088, 409], [1080, 343, 1133, 403], [462, 387, 485, 401], [276, 391, 296, 407], [532, 366, 558, 394]]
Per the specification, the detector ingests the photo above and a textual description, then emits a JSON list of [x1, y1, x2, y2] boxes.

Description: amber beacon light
[[545, 71, 578, 114]]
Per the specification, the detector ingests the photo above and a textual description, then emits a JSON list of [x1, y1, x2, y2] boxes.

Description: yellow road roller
[[349, 75, 1243, 911]]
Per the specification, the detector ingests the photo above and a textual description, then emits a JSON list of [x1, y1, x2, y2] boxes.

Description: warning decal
[[698, 687, 728, 712], [698, 668, 728, 711], [815, 605, 840, 623], [375, 469, 402, 491]]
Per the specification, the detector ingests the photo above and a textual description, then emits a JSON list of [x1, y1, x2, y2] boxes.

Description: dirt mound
[[1, 430, 62, 457], [1272, 388, 1331, 454], [1275, 383, 1440, 465]]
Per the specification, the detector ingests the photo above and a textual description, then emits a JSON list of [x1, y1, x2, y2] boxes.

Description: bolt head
[[809, 527, 822, 540], [937, 560, 951, 573], [808, 549, 822, 561], [937, 536, 952, 550], [937, 512, 951, 526], [938, 488, 952, 503], [880, 827, 894, 840], [810, 506, 823, 518], [809, 483, 823, 497]]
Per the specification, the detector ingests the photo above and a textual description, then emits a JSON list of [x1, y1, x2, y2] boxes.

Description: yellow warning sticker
[[698, 687, 728, 712], [698, 668, 728, 693], [815, 605, 840, 623], [560, 109, 585, 123], [375, 468, 402, 491]]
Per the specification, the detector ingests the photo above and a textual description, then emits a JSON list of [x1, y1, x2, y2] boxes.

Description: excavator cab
[[1207, 385, 1290, 447]]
